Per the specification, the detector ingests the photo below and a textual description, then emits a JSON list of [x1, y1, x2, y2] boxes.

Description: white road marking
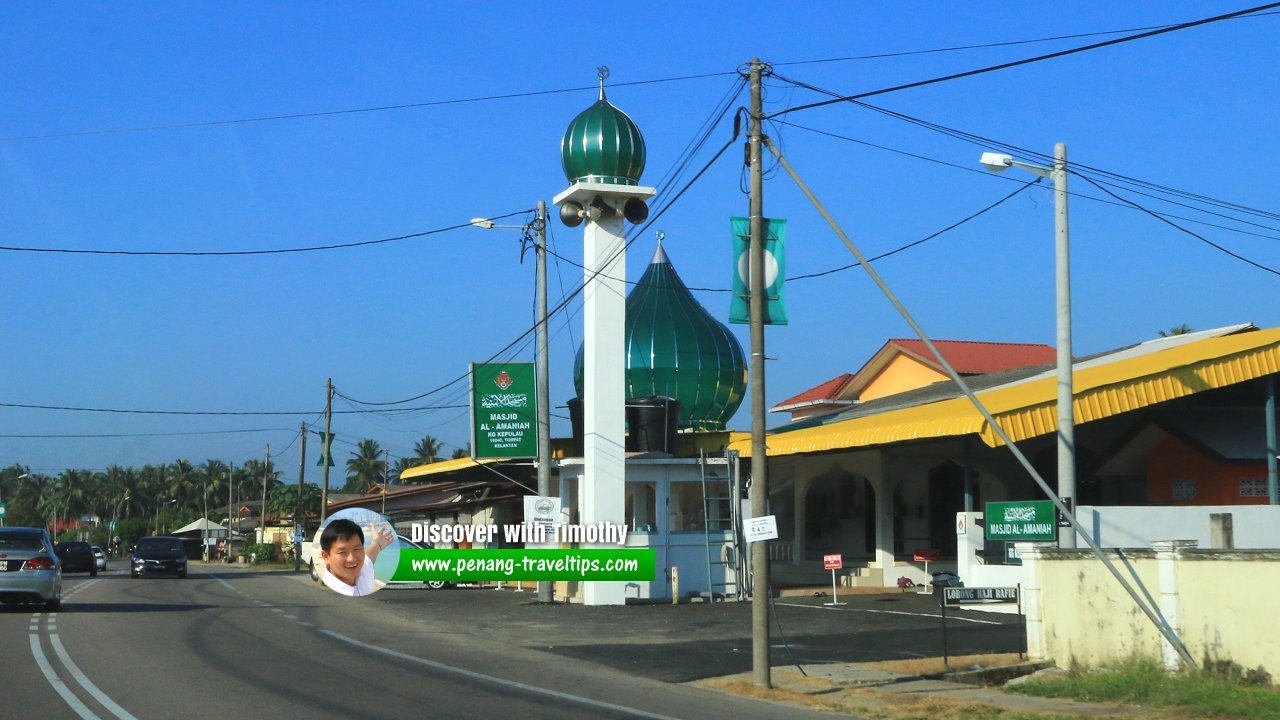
[[774, 602, 1001, 625], [50, 633, 139, 720], [321, 630, 686, 720], [29, 634, 101, 720]]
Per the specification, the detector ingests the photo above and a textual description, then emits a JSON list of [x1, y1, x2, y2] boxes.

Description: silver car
[[92, 546, 107, 571], [0, 527, 63, 611]]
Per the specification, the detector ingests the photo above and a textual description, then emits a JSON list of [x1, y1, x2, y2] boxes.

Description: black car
[[55, 541, 98, 576], [131, 536, 188, 578]]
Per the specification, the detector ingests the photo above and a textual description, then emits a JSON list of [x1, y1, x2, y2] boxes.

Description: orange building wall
[[859, 357, 948, 402], [1146, 434, 1270, 506]]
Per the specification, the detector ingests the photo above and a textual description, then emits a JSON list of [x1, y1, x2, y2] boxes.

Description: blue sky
[[2, 3, 1277, 478]]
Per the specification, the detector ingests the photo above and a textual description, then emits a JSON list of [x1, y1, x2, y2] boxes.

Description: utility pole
[[227, 462, 234, 560], [321, 378, 334, 524], [260, 444, 271, 545], [295, 422, 308, 572], [534, 199, 553, 604], [382, 448, 389, 517], [1053, 142, 1076, 549], [747, 57, 771, 689]]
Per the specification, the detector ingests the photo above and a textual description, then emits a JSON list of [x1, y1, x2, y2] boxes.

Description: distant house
[[771, 339, 1055, 422]]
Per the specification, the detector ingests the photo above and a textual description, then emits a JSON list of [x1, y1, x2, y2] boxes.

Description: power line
[[0, 427, 293, 439], [0, 210, 531, 256], [2, 72, 737, 142], [768, 3, 1280, 119], [772, 12, 1280, 67], [0, 401, 466, 416], [1074, 173, 1280, 277], [774, 118, 1280, 241]]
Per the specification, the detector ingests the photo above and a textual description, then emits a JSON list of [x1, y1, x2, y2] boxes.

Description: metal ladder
[[700, 450, 743, 601]]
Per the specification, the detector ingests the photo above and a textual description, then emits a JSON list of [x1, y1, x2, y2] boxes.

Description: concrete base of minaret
[[555, 181, 654, 606]]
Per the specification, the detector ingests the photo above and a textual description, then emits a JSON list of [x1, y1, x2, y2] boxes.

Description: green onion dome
[[560, 85, 646, 186], [574, 243, 746, 431]]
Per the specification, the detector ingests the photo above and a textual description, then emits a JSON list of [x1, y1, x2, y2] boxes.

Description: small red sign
[[914, 548, 940, 562], [823, 554, 842, 570]]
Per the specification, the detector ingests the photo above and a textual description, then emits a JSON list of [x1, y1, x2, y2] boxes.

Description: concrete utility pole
[[1052, 143, 1075, 548], [320, 378, 334, 524], [295, 422, 308, 572], [747, 57, 771, 689], [227, 462, 234, 559], [534, 199, 554, 604]]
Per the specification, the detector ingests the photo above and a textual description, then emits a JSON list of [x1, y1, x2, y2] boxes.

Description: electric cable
[[0, 427, 293, 439], [767, 3, 1280, 119], [0, 401, 465, 415], [0, 210, 531, 256], [1074, 173, 1280, 277]]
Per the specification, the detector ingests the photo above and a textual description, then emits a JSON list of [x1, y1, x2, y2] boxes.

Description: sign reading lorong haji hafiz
[[470, 362, 538, 459]]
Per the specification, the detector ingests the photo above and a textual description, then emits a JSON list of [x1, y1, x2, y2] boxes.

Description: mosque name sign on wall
[[470, 362, 538, 459]]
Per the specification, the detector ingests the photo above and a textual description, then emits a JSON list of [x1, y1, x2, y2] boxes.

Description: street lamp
[[981, 143, 1076, 548], [471, 204, 553, 603]]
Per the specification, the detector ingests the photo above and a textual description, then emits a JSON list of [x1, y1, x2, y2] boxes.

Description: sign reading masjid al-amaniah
[[470, 362, 538, 459]]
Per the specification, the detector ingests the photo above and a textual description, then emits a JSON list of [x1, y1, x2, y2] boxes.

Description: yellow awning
[[398, 456, 503, 480], [732, 329, 1280, 458]]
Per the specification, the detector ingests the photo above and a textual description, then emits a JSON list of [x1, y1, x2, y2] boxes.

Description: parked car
[[131, 536, 188, 578], [0, 527, 62, 611], [55, 540, 97, 576], [91, 546, 107, 571]]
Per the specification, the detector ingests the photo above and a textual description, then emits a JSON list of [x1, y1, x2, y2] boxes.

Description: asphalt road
[[2, 566, 1021, 719]]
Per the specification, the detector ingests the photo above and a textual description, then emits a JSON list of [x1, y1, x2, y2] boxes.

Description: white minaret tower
[[554, 68, 653, 606]]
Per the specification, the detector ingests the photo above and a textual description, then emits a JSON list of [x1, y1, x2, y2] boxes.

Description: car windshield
[[0, 534, 44, 551], [137, 540, 183, 553]]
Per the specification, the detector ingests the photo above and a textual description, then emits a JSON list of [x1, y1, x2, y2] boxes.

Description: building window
[[625, 483, 657, 533], [1240, 477, 1268, 498], [1172, 478, 1197, 501], [670, 481, 730, 532]]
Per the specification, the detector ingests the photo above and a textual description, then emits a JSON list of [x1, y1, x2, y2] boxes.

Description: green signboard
[[985, 500, 1056, 541], [0, 502, 6, 518], [470, 362, 538, 459]]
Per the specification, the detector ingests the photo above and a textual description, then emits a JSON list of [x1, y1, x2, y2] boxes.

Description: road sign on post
[[984, 500, 1056, 541], [823, 554, 844, 607]]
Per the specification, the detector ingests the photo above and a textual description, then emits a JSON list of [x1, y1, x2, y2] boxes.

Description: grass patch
[[1009, 658, 1280, 718]]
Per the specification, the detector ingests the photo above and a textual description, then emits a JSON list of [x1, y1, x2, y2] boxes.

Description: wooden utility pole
[[320, 378, 334, 523], [295, 422, 307, 572], [747, 57, 771, 689]]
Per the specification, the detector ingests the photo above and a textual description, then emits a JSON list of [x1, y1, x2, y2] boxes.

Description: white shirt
[[322, 555, 380, 597]]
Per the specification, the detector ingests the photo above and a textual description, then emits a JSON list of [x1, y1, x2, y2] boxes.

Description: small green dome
[[574, 243, 746, 431], [561, 88, 646, 186]]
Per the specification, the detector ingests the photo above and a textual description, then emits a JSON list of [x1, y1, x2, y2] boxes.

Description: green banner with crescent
[[729, 217, 787, 325]]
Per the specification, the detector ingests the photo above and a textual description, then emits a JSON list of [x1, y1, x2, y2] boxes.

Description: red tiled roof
[[772, 373, 855, 410], [889, 339, 1055, 375]]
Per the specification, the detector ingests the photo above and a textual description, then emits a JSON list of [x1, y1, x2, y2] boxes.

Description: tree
[[412, 435, 445, 465], [1159, 324, 1194, 337], [268, 483, 322, 528], [451, 444, 471, 460], [344, 439, 385, 494]]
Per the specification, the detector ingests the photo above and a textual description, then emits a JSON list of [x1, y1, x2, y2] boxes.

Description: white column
[[873, 475, 896, 575], [1153, 539, 1196, 670], [581, 204, 627, 606]]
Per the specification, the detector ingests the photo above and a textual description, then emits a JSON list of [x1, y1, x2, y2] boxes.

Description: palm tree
[[412, 435, 445, 465], [1159, 324, 1194, 337], [344, 439, 386, 494], [451, 444, 471, 460]]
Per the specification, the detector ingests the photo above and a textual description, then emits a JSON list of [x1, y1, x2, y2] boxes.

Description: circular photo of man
[[314, 508, 398, 597]]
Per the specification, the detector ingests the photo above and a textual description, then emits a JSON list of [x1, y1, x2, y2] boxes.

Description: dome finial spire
[[596, 66, 610, 101]]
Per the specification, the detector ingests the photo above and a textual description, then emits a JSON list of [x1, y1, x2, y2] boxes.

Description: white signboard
[[744, 515, 779, 543], [523, 496, 562, 549]]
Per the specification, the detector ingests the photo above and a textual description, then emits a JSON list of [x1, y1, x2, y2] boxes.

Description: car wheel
[[426, 580, 449, 590], [45, 598, 61, 612], [90, 567, 98, 577], [309, 560, 319, 583], [178, 570, 187, 579], [131, 572, 138, 579]]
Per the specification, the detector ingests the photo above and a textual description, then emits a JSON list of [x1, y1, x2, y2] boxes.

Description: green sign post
[[0, 502, 6, 518], [470, 362, 538, 459], [985, 500, 1056, 541]]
